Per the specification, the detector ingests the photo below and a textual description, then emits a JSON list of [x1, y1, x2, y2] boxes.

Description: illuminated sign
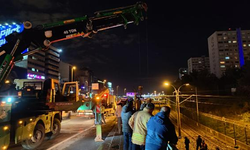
[[27, 73, 45, 80], [107, 82, 112, 88], [126, 92, 137, 97], [92, 83, 99, 90], [0, 23, 24, 47]]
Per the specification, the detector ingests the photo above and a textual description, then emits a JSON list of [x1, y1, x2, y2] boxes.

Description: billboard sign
[[92, 83, 99, 90], [126, 92, 137, 97], [0, 23, 24, 47]]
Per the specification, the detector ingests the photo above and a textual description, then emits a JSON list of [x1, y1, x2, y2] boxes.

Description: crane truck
[[0, 2, 147, 149]]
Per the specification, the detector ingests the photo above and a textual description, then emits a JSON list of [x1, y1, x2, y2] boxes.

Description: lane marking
[[47, 125, 95, 150]]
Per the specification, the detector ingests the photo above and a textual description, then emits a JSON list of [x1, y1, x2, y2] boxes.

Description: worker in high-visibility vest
[[128, 103, 155, 149], [101, 103, 106, 124]]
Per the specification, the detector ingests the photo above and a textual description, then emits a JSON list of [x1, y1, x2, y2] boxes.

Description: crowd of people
[[115, 97, 178, 150], [183, 135, 208, 150], [99, 97, 213, 150]]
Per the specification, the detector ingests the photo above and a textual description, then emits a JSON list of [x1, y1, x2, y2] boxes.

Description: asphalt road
[[8, 115, 116, 150]]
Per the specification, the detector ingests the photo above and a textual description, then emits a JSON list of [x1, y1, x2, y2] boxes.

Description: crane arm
[[0, 1, 147, 87]]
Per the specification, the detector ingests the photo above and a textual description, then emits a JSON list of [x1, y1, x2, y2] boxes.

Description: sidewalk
[[97, 120, 123, 150], [97, 122, 184, 150]]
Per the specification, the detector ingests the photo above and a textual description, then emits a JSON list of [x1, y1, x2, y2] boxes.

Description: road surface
[[8, 114, 117, 150]]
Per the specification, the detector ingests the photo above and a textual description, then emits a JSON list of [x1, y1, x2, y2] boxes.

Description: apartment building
[[208, 28, 250, 78], [187, 56, 210, 74]]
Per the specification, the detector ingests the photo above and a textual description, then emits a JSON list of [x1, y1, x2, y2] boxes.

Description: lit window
[[220, 61, 225, 64], [220, 65, 225, 68], [198, 61, 202, 63], [225, 56, 230, 59], [223, 37, 227, 40], [233, 41, 237, 43], [228, 41, 231, 43], [235, 65, 238, 68], [31, 68, 35, 71], [243, 44, 247, 47], [23, 55, 28, 60], [235, 57, 238, 59], [248, 44, 250, 47]]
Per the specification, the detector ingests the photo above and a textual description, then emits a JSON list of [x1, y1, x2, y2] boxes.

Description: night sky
[[1, 0, 250, 93]]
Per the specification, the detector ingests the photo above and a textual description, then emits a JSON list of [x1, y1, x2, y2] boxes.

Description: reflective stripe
[[132, 133, 145, 143]]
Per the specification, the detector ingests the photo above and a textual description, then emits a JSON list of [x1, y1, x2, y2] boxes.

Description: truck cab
[[14, 79, 83, 118]]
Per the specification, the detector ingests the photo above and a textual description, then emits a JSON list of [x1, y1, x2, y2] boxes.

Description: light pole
[[71, 66, 76, 82], [116, 85, 119, 96], [103, 79, 107, 88], [195, 87, 199, 123], [124, 88, 126, 96], [164, 82, 189, 138]]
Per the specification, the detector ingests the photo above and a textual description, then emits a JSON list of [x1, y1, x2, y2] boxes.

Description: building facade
[[59, 61, 72, 83], [15, 51, 46, 79], [15, 48, 60, 80], [208, 29, 250, 78], [45, 49, 60, 79], [76, 67, 94, 93], [187, 56, 210, 74]]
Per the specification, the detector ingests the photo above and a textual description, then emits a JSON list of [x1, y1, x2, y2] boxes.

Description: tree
[[238, 60, 250, 97]]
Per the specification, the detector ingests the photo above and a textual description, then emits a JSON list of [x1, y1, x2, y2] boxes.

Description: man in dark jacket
[[121, 99, 134, 150], [196, 135, 202, 150], [139, 98, 152, 111], [145, 106, 178, 150]]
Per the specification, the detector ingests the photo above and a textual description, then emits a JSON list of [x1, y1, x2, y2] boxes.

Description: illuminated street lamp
[[164, 82, 189, 138], [71, 66, 76, 81]]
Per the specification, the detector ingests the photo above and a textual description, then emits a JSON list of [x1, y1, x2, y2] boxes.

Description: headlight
[[3, 126, 9, 131], [7, 97, 12, 102]]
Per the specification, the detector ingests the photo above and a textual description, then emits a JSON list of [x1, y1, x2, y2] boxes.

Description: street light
[[164, 82, 189, 138], [71, 66, 76, 81]]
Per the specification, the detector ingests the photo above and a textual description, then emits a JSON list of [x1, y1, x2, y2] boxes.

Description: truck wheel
[[21, 124, 45, 149], [48, 118, 61, 139]]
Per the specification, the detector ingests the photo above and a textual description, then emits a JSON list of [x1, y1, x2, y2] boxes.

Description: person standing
[[121, 99, 134, 150], [200, 140, 207, 150], [196, 135, 202, 150], [184, 137, 190, 150], [145, 106, 178, 150], [116, 100, 123, 134], [140, 98, 152, 111], [129, 103, 155, 150], [100, 103, 106, 124]]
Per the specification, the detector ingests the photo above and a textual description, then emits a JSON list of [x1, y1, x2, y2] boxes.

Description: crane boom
[[0, 1, 147, 87]]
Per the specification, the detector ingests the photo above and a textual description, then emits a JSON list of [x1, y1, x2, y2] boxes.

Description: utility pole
[[116, 85, 119, 96], [195, 87, 199, 123], [176, 90, 181, 138]]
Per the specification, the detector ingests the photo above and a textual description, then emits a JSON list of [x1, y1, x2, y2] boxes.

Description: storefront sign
[[0, 23, 24, 47], [27, 73, 45, 80]]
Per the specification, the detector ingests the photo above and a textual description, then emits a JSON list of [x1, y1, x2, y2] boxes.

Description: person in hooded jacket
[[139, 98, 152, 111], [145, 106, 178, 150], [121, 99, 135, 150]]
